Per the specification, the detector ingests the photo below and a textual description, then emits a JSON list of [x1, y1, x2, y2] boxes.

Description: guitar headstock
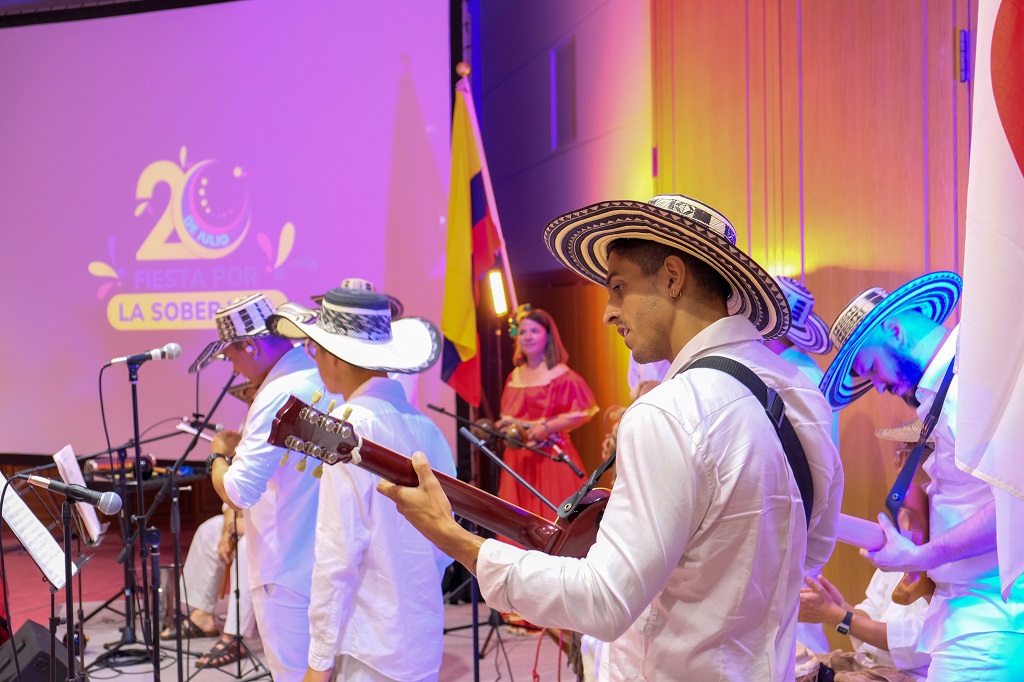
[[269, 396, 361, 478]]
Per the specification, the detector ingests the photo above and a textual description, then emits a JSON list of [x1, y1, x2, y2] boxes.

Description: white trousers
[[925, 576, 1024, 681], [251, 583, 311, 682], [179, 515, 255, 637], [328, 655, 438, 682]]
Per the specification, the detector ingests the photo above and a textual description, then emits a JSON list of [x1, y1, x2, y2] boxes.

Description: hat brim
[[819, 272, 962, 409], [188, 330, 270, 374], [787, 311, 832, 354], [875, 418, 931, 444], [267, 302, 440, 375], [544, 200, 790, 339]]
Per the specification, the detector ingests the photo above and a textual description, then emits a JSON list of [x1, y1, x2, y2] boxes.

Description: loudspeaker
[[0, 620, 74, 682]]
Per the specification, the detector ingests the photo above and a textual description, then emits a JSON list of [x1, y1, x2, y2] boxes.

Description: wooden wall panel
[[652, 0, 973, 652]]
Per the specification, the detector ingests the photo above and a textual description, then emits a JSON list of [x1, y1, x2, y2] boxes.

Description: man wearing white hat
[[192, 293, 336, 680], [380, 194, 844, 680], [268, 281, 455, 682], [799, 419, 933, 681], [819, 274, 1024, 681]]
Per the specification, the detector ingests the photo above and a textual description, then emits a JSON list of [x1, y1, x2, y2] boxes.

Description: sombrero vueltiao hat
[[268, 284, 440, 375], [875, 418, 933, 445], [818, 271, 962, 409], [544, 194, 791, 339], [775, 276, 832, 354], [311, 277, 404, 318], [189, 293, 276, 373]]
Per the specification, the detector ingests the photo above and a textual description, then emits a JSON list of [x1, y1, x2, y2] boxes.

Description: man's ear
[[662, 254, 686, 299], [880, 316, 908, 350]]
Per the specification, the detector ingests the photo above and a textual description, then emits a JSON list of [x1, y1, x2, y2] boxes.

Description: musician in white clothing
[[267, 281, 455, 682]]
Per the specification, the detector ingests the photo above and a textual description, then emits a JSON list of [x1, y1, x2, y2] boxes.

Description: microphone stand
[[428, 404, 584, 478], [132, 371, 237, 682], [457, 427, 557, 513]]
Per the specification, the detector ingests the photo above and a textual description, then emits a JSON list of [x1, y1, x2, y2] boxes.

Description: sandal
[[160, 613, 218, 640], [196, 637, 247, 669]]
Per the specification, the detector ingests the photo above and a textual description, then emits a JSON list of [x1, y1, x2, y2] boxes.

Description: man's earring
[[246, 344, 259, 361]]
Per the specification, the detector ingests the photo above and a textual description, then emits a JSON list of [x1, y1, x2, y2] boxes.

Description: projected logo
[[89, 146, 299, 330]]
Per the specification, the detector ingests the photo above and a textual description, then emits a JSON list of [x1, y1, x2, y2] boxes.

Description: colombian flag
[[441, 76, 505, 407]]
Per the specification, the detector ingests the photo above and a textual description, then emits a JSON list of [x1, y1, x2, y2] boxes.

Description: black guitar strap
[[559, 355, 815, 528], [684, 356, 815, 528], [884, 358, 955, 525]]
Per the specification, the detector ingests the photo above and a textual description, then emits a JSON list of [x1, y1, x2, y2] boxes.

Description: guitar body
[[548, 489, 609, 558], [269, 396, 609, 559], [891, 483, 934, 605]]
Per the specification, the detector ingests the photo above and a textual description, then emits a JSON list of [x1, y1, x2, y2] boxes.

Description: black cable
[[98, 363, 117, 474], [0, 479, 26, 682]]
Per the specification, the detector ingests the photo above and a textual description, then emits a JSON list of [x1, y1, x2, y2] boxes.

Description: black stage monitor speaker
[[0, 620, 75, 682]]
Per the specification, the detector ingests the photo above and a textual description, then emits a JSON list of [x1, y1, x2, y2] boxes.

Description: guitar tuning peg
[[342, 406, 353, 420], [312, 464, 324, 479], [296, 457, 307, 473], [280, 451, 291, 466], [311, 390, 323, 405], [327, 399, 337, 413]]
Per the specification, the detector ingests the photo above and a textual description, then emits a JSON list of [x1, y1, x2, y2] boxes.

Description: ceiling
[[0, 0, 239, 27]]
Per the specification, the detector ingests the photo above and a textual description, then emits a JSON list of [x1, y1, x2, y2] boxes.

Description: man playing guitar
[[818, 273, 1024, 681]]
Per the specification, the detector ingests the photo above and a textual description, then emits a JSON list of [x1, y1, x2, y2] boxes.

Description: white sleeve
[[477, 403, 710, 641], [221, 390, 290, 509], [306, 462, 374, 670]]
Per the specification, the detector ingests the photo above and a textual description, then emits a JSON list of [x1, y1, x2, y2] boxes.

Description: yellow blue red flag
[[441, 76, 511, 406]]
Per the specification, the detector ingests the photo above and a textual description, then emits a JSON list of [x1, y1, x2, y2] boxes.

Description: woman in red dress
[[495, 307, 598, 522]]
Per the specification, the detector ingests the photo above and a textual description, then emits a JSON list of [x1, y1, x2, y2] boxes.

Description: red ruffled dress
[[497, 364, 598, 522]]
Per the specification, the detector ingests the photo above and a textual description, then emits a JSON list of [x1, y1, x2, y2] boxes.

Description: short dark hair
[[607, 238, 730, 306]]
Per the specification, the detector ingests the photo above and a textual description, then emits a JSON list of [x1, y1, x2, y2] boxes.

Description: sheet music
[[0, 469, 78, 590], [52, 444, 103, 545]]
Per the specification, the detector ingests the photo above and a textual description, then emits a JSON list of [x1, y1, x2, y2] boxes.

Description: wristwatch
[[836, 610, 854, 635], [205, 452, 231, 477]]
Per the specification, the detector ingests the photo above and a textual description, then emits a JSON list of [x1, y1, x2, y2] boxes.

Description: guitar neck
[[352, 439, 564, 554], [836, 513, 885, 552]]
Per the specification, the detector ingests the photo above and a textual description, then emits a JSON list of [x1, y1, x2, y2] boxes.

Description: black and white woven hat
[[544, 194, 790, 339], [775, 276, 831, 354], [268, 285, 439, 375], [189, 293, 276, 373], [311, 277, 404, 318], [819, 271, 962, 409]]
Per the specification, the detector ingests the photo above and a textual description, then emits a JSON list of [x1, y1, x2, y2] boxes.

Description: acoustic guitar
[[835, 486, 934, 605], [268, 396, 609, 558]]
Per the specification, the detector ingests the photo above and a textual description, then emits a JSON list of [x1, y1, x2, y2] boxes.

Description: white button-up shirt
[[307, 377, 456, 678], [222, 345, 328, 595], [477, 316, 843, 681], [851, 569, 930, 680]]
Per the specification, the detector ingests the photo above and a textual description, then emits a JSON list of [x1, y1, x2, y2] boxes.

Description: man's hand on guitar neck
[[863, 501, 998, 574], [861, 513, 930, 573], [377, 453, 485, 573]]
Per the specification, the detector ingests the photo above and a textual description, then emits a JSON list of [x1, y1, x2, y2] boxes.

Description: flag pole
[[456, 65, 518, 311]]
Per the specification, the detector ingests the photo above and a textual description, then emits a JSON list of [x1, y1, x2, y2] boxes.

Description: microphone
[[19, 475, 122, 515], [110, 342, 182, 366], [549, 442, 585, 479], [185, 417, 224, 433]]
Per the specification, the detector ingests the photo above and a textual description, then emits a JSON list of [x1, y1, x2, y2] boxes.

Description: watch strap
[[836, 610, 853, 635]]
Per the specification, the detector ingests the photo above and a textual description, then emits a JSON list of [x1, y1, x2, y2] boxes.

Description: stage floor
[[53, 600, 575, 681]]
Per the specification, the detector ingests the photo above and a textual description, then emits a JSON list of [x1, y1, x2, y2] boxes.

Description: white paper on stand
[[52, 444, 104, 545], [0, 469, 78, 590]]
